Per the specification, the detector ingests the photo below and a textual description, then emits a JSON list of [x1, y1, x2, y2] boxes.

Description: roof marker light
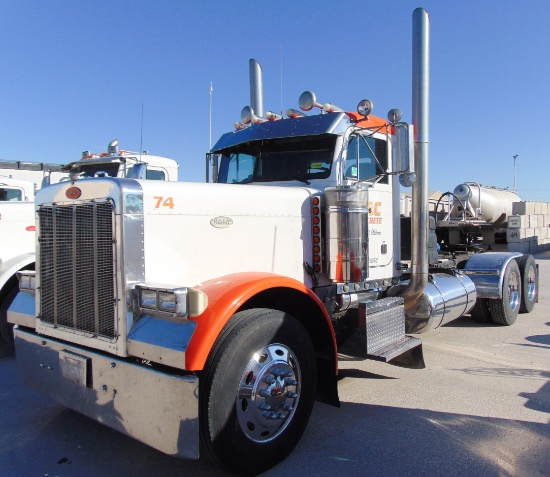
[[323, 103, 344, 113], [266, 111, 283, 121], [251, 115, 267, 124], [286, 108, 305, 118]]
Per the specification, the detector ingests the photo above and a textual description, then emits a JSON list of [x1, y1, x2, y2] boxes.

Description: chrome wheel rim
[[526, 265, 536, 302], [236, 343, 301, 443], [509, 271, 520, 311]]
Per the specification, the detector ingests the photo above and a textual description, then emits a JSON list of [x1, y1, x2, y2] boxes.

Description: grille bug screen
[[38, 200, 116, 339]]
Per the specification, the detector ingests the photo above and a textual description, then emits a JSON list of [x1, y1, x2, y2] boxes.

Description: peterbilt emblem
[[66, 187, 82, 199], [210, 216, 233, 228]]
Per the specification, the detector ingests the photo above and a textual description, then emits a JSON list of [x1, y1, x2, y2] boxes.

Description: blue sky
[[1, 1, 549, 201]]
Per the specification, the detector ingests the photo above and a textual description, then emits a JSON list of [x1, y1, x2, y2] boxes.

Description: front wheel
[[489, 260, 521, 326], [200, 308, 317, 476]]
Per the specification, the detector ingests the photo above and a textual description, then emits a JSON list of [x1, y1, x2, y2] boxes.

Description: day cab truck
[[0, 141, 179, 355], [7, 9, 538, 476]]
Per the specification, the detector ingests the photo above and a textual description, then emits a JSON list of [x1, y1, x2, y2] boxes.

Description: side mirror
[[129, 163, 147, 180], [399, 172, 416, 187], [394, 123, 415, 176], [206, 153, 219, 183]]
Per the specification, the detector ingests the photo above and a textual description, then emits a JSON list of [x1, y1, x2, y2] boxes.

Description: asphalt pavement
[[1, 251, 549, 477]]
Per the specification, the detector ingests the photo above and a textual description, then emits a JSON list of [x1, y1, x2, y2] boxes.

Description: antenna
[[140, 102, 144, 161], [513, 154, 518, 193], [280, 43, 283, 114], [210, 81, 213, 149]]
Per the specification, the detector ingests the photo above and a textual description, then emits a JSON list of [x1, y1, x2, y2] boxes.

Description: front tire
[[200, 308, 316, 476], [489, 260, 521, 326]]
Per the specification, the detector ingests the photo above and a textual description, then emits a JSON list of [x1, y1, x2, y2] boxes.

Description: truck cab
[[0, 177, 36, 202], [64, 139, 179, 182], [210, 97, 410, 290]]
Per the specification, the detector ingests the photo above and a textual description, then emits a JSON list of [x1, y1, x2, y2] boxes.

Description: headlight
[[17, 270, 36, 296], [135, 285, 207, 319]]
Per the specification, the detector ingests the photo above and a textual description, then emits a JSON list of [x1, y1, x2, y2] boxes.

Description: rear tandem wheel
[[517, 254, 537, 313], [489, 259, 521, 326]]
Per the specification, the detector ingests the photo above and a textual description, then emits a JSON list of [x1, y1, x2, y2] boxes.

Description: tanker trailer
[[436, 182, 521, 251]]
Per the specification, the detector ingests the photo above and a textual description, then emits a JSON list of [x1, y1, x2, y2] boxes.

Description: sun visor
[[211, 112, 350, 152]]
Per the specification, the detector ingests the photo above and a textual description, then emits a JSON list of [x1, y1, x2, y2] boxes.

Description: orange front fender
[[185, 272, 336, 371]]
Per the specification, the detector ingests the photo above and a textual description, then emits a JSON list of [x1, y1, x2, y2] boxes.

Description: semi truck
[[0, 161, 65, 356], [0, 178, 36, 356], [7, 9, 538, 476], [0, 141, 179, 355]]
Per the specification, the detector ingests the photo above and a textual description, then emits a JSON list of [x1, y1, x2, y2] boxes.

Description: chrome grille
[[39, 200, 117, 339]]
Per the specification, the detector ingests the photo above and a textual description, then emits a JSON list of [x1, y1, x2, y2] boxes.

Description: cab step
[[338, 296, 424, 368]]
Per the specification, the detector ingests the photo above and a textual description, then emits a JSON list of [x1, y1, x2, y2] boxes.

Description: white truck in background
[[0, 181, 35, 356], [0, 160, 67, 193], [0, 165, 63, 356], [0, 140, 179, 355], [1, 177, 37, 202], [66, 139, 179, 182]]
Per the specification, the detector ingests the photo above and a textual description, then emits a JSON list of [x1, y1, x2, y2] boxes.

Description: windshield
[[0, 187, 23, 201], [74, 163, 121, 178], [217, 134, 336, 184]]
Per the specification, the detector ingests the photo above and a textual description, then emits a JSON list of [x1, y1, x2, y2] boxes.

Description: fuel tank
[[404, 272, 477, 333]]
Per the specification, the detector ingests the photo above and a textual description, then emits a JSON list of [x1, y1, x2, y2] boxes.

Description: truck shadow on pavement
[[440, 314, 499, 329], [2, 381, 549, 476], [459, 367, 550, 415]]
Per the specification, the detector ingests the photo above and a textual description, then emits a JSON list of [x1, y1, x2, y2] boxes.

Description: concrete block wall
[[508, 201, 550, 253]]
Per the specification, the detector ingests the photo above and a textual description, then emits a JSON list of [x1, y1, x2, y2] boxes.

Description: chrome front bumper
[[14, 327, 199, 459]]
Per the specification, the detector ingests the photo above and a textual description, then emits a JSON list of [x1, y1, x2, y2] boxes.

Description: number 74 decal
[[153, 196, 175, 209]]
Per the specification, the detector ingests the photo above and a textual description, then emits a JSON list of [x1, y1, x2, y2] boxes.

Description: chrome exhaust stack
[[249, 59, 264, 118], [398, 10, 476, 334], [399, 8, 430, 320]]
